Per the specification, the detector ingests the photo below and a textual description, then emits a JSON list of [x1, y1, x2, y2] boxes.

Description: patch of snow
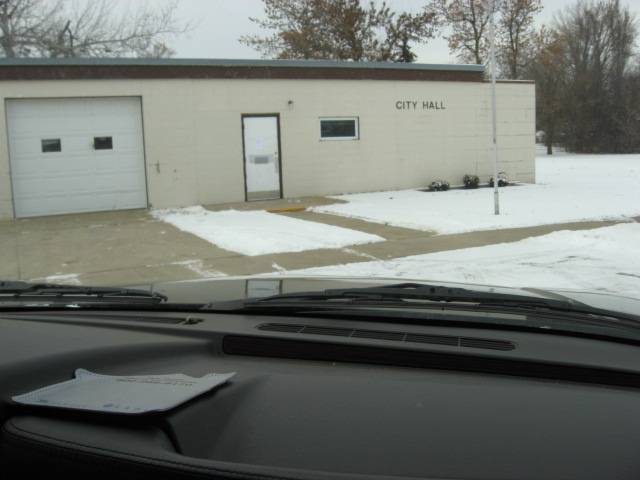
[[145, 259, 226, 278], [284, 223, 640, 299], [36, 273, 81, 285], [341, 248, 379, 260], [151, 206, 384, 256], [178, 260, 226, 278], [311, 155, 640, 235]]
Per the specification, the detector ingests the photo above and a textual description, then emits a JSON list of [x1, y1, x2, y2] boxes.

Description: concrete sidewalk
[[0, 196, 629, 286]]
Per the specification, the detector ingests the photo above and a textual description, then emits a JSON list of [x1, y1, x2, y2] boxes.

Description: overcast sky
[[169, 0, 640, 63]]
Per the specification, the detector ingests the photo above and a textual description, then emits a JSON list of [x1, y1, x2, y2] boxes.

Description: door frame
[[241, 113, 283, 201]]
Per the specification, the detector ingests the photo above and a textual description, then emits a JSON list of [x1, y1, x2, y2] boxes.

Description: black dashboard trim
[[223, 335, 640, 389]]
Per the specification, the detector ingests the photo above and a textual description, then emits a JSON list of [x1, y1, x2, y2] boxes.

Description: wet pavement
[[0, 196, 628, 286]]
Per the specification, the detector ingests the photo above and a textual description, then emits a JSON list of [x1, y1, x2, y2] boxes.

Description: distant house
[[0, 58, 535, 219]]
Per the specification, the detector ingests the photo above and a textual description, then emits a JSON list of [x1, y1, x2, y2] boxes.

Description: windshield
[[0, 0, 638, 309]]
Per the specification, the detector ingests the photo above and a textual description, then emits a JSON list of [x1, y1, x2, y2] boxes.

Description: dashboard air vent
[[257, 323, 515, 351]]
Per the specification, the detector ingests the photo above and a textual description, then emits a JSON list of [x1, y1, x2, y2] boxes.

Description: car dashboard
[[2, 308, 640, 479]]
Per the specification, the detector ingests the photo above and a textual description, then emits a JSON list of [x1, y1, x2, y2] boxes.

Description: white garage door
[[7, 97, 147, 218]]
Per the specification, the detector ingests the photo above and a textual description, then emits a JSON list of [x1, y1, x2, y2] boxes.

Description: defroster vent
[[257, 323, 516, 351]]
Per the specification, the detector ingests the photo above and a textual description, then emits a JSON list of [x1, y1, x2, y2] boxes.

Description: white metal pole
[[489, 0, 500, 215]]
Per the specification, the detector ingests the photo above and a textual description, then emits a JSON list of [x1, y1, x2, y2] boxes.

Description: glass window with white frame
[[319, 117, 359, 140]]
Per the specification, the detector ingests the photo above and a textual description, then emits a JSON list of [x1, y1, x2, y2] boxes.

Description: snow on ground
[[311, 154, 640, 234], [35, 273, 81, 285], [284, 223, 640, 299], [150, 206, 384, 256], [290, 152, 640, 298], [151, 153, 640, 298]]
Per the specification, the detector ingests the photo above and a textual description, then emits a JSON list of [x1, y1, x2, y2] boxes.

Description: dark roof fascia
[[0, 58, 485, 83], [490, 79, 536, 84]]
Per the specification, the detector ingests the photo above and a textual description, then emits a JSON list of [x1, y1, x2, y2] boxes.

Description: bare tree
[[427, 0, 542, 79], [496, 0, 542, 78], [240, 0, 436, 62], [551, 0, 638, 153], [426, 0, 494, 65], [145, 42, 177, 59], [528, 28, 566, 154], [0, 0, 191, 58], [0, 0, 59, 56], [623, 57, 640, 151]]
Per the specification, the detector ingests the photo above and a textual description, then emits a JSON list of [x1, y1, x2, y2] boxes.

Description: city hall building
[[0, 58, 535, 219]]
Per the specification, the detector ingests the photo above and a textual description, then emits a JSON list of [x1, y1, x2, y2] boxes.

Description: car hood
[[141, 275, 640, 317]]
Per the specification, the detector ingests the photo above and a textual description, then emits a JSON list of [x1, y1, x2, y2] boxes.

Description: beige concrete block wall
[[0, 102, 11, 218], [0, 77, 534, 219]]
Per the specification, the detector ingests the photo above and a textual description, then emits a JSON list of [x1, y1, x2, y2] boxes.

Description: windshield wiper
[[205, 282, 639, 323], [0, 281, 167, 303]]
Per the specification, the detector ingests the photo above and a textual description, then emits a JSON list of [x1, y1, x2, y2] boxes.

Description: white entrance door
[[7, 97, 147, 218], [242, 115, 281, 201]]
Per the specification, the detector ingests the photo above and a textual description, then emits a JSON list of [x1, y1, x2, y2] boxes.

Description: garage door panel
[[116, 152, 145, 167], [94, 155, 118, 168], [88, 100, 117, 115], [39, 174, 86, 194], [92, 174, 120, 190], [10, 159, 38, 176], [63, 158, 94, 173], [10, 176, 41, 193], [114, 114, 142, 130], [63, 136, 87, 151], [119, 191, 147, 208], [117, 134, 144, 150], [21, 195, 72, 215], [17, 191, 143, 217], [91, 193, 120, 209], [63, 102, 89, 118], [9, 118, 44, 134], [10, 137, 41, 156], [7, 97, 147, 218], [87, 114, 115, 129], [118, 174, 146, 190]]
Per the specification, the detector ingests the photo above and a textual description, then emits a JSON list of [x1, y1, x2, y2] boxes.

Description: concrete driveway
[[0, 196, 626, 286]]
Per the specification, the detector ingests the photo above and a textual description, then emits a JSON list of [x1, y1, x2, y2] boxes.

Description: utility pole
[[488, 0, 500, 215]]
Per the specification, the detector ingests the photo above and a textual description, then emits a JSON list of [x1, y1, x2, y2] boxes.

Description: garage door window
[[41, 139, 61, 153], [93, 136, 113, 150], [319, 118, 359, 140]]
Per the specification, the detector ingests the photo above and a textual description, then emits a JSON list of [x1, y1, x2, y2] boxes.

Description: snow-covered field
[[289, 153, 640, 297], [311, 154, 640, 234], [286, 223, 640, 299], [153, 152, 640, 298]]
